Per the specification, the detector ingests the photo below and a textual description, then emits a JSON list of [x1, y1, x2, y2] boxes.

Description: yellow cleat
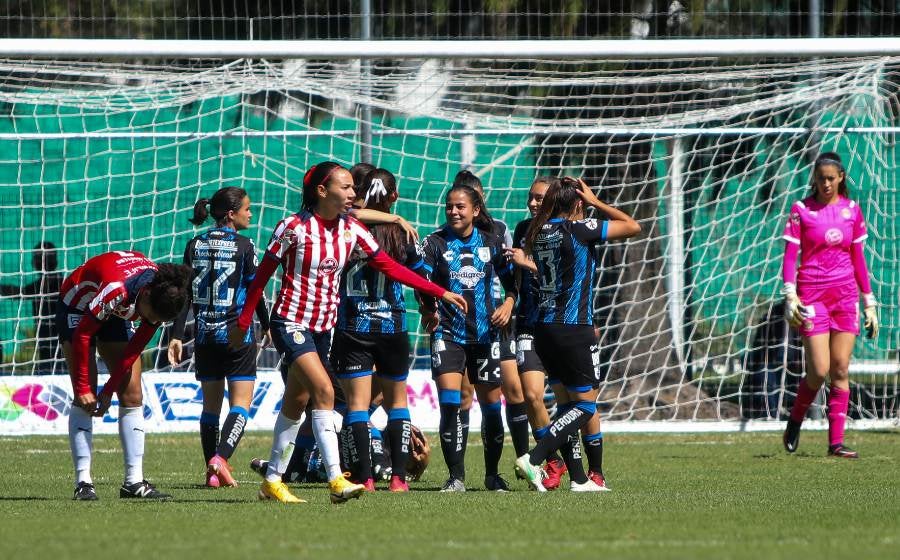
[[329, 475, 366, 504], [258, 480, 306, 503]]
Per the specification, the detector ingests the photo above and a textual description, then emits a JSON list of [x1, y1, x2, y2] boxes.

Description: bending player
[[60, 251, 191, 500], [515, 177, 640, 492], [782, 152, 877, 458], [230, 161, 466, 504], [169, 186, 270, 488]]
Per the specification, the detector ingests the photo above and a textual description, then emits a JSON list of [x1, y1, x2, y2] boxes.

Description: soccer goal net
[[0, 39, 897, 426]]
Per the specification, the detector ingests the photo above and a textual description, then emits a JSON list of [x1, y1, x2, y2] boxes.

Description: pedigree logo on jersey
[[824, 228, 844, 246], [318, 257, 339, 275], [450, 265, 486, 289]]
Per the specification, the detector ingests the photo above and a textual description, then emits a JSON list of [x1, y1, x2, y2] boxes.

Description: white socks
[[266, 412, 301, 482], [68, 406, 93, 485], [311, 409, 342, 481], [118, 406, 145, 485]]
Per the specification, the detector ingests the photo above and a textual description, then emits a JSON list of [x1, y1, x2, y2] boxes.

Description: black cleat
[[73, 482, 98, 501], [828, 444, 859, 459], [484, 474, 511, 492], [119, 480, 172, 500], [249, 457, 269, 478], [783, 418, 802, 453]]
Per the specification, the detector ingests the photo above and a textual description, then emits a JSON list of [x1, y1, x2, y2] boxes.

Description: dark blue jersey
[[337, 233, 424, 334], [512, 218, 540, 332], [174, 227, 269, 345], [532, 217, 609, 326], [419, 226, 516, 344]]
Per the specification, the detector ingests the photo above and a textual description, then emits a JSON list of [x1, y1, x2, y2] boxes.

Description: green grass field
[[0, 430, 898, 559]]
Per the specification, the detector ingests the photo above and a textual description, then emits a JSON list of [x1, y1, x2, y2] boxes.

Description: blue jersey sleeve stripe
[[601, 220, 609, 241]]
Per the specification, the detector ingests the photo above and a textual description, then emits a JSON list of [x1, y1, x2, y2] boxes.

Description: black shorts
[[515, 332, 546, 375], [533, 323, 602, 391], [499, 327, 516, 361], [331, 330, 411, 381], [56, 302, 133, 344], [194, 342, 257, 382], [431, 337, 501, 385]]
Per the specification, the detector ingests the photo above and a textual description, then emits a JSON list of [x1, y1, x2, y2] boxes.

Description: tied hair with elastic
[[364, 177, 388, 207]]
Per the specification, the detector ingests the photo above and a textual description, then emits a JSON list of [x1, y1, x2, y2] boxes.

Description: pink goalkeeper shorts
[[797, 281, 860, 337]]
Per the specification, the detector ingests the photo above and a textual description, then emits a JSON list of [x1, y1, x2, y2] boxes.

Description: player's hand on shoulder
[[505, 247, 536, 272]]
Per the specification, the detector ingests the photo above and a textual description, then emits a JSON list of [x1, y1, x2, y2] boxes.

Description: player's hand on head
[[227, 325, 247, 350], [574, 177, 602, 207], [441, 291, 468, 315], [167, 339, 182, 366]]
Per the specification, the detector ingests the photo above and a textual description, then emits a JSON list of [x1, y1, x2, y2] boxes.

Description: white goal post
[[0, 38, 896, 432]]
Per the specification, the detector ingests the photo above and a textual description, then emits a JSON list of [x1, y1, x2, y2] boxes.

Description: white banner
[[0, 370, 476, 435]]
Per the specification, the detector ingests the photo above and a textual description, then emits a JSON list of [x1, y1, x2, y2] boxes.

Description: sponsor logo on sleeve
[[790, 212, 801, 224]]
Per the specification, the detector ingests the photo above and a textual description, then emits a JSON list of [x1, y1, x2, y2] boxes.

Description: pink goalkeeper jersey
[[782, 195, 867, 289]]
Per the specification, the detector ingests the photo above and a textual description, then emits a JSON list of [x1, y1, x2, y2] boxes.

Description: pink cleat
[[208, 455, 237, 487]]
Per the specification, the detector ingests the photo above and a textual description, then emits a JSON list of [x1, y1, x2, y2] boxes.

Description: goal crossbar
[[2, 37, 900, 60]]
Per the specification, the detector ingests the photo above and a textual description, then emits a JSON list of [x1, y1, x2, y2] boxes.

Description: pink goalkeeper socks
[[827, 386, 851, 447], [790, 377, 819, 423]]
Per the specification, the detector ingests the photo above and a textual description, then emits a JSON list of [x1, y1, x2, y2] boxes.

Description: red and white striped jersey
[[60, 251, 158, 321], [265, 211, 380, 332]]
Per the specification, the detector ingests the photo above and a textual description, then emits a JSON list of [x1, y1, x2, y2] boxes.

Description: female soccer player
[[332, 168, 424, 492], [781, 152, 877, 458], [59, 251, 191, 500], [230, 161, 466, 504], [512, 177, 570, 489], [418, 182, 523, 492], [515, 177, 640, 492], [168, 186, 270, 488], [457, 171, 533, 467]]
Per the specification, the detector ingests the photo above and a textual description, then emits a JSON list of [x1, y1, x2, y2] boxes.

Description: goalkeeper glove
[[782, 283, 805, 328], [863, 293, 878, 340]]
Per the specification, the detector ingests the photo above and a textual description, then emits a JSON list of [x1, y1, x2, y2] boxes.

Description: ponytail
[[189, 198, 211, 226], [189, 187, 247, 227]]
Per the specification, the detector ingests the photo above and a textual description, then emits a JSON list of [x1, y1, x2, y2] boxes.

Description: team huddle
[[58, 151, 876, 502]]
